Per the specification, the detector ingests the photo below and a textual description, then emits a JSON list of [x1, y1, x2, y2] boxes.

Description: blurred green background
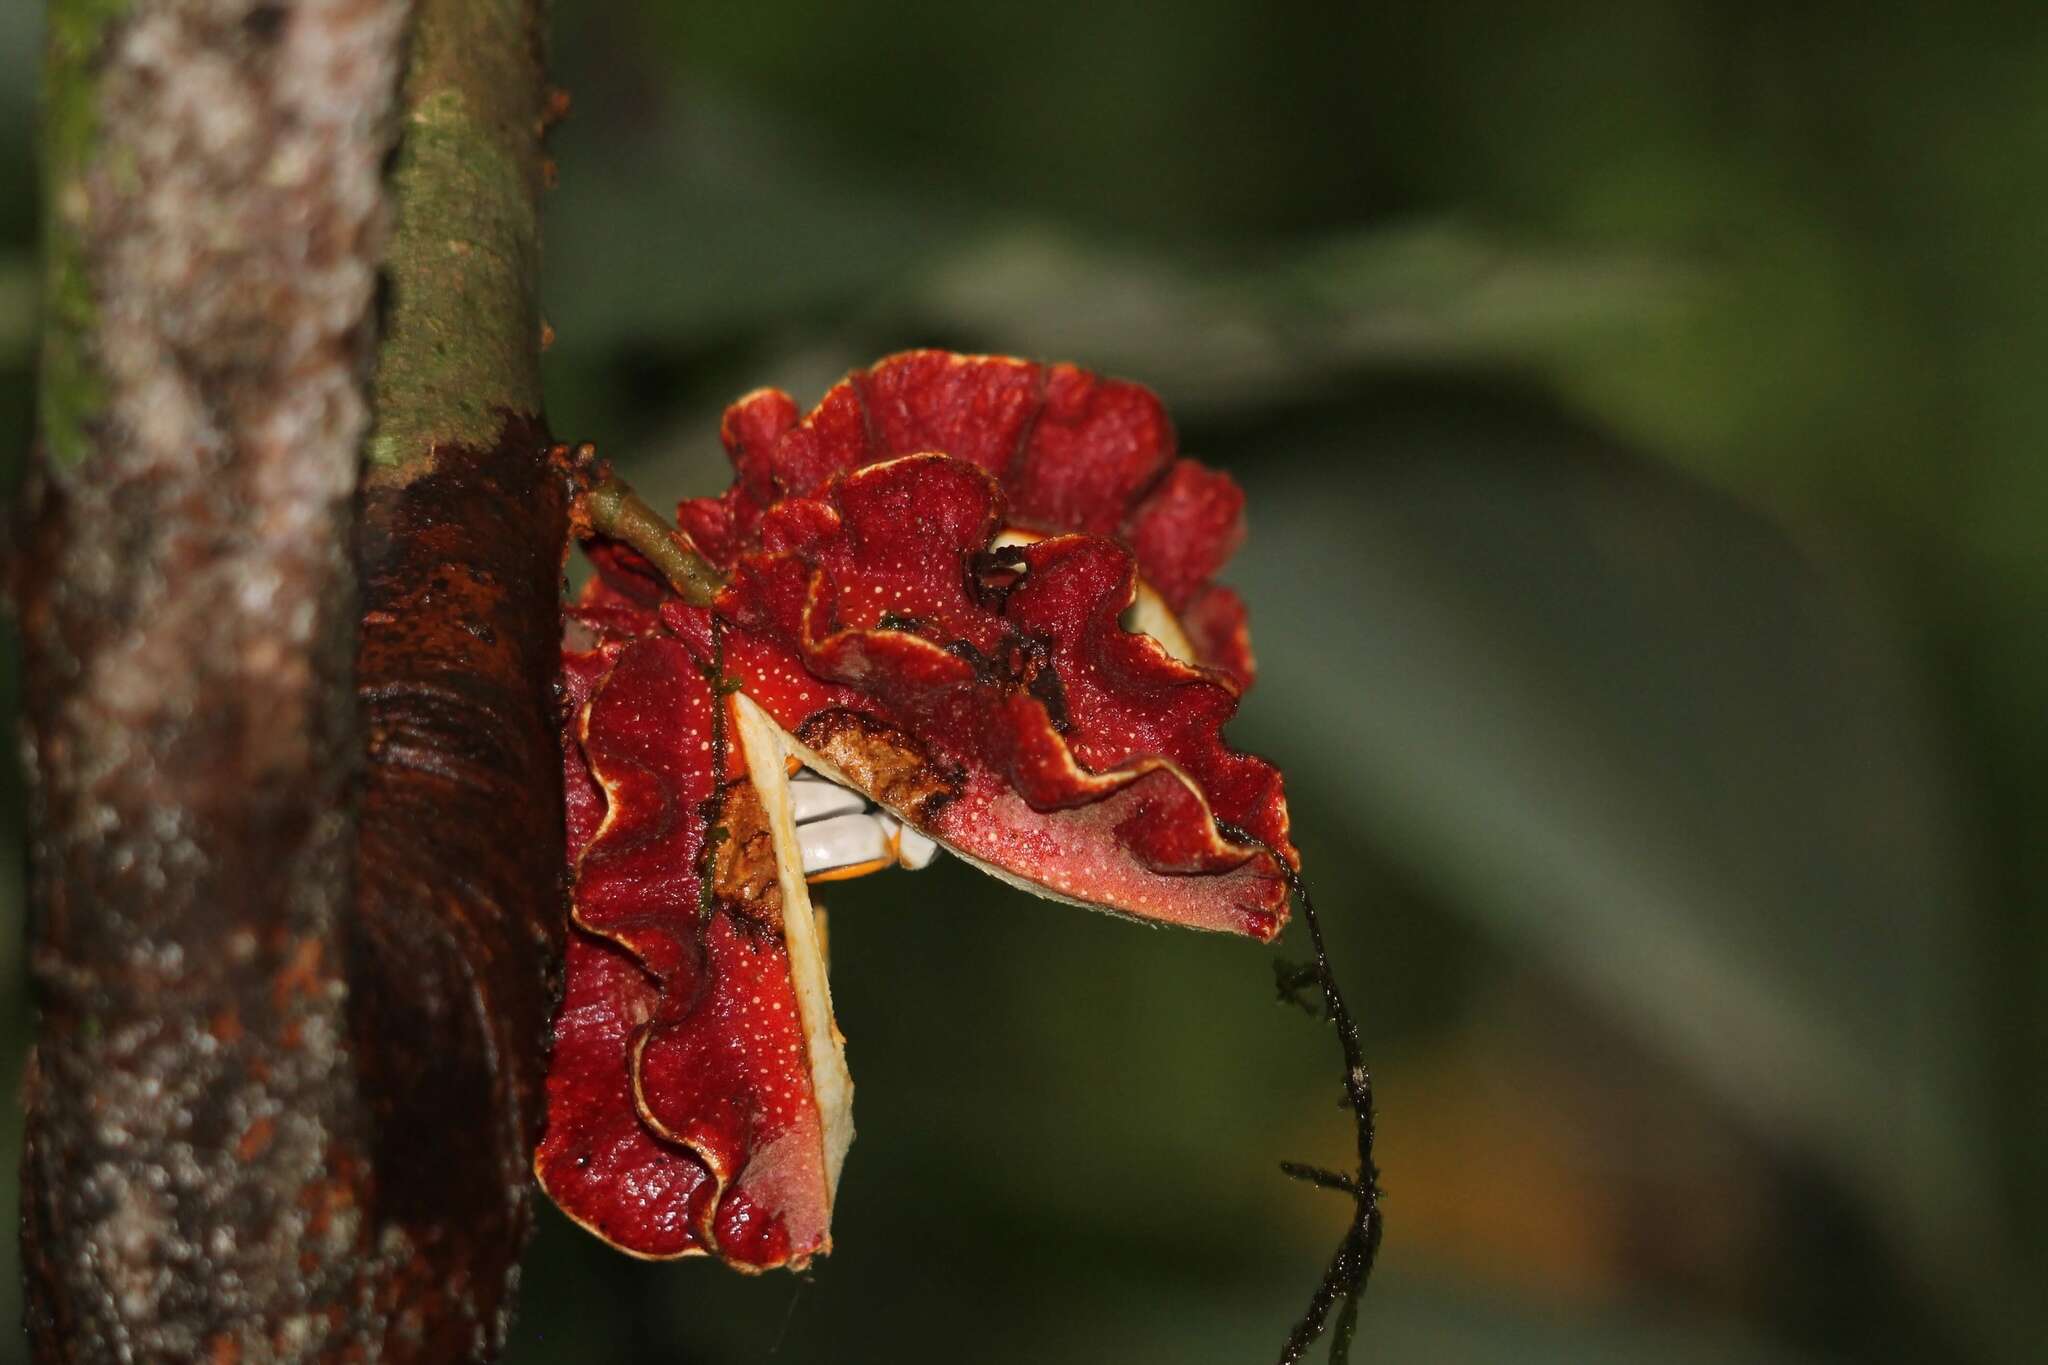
[[4, 1, 2046, 1361]]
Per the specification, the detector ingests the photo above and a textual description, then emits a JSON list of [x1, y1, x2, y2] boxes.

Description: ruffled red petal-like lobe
[[631, 889, 828, 1271], [538, 930, 717, 1259], [538, 642, 717, 1259], [1121, 458, 1245, 611], [1179, 584, 1256, 691], [1003, 535, 1286, 854], [536, 632, 834, 1270], [776, 452, 1011, 653], [680, 388, 806, 567], [676, 489, 749, 571], [715, 455, 1295, 940], [1006, 363, 1175, 537], [723, 387, 801, 504], [676, 351, 1257, 682], [565, 540, 676, 653], [559, 646, 617, 850], [767, 378, 871, 504], [568, 639, 717, 981], [855, 350, 1042, 482]]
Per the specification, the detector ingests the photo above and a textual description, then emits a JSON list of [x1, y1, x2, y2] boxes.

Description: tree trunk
[[16, 0, 563, 1358]]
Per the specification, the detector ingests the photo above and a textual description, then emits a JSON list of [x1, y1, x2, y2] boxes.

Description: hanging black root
[[1273, 873, 1383, 1365]]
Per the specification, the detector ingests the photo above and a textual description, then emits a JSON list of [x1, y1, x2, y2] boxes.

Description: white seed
[[797, 812, 892, 875], [790, 770, 868, 822], [896, 825, 940, 870]]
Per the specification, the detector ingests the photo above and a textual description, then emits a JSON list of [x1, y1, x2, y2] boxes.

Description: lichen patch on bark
[[365, 0, 549, 478], [21, 2, 412, 1355]]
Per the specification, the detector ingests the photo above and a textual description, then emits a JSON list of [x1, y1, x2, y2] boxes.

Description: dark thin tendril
[[1274, 960, 1323, 1014], [1273, 871, 1382, 1365], [1278, 1161, 1359, 1196]]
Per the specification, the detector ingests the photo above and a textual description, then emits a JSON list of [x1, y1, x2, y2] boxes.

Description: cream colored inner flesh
[[733, 693, 856, 1199], [1123, 583, 1198, 665]]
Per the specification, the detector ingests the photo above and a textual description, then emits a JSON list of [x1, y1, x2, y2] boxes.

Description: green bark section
[[37, 0, 130, 470], [368, 0, 548, 478]]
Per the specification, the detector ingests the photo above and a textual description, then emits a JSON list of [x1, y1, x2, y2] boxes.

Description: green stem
[[570, 455, 727, 607]]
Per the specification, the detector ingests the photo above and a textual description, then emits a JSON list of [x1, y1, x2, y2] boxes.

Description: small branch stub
[[556, 442, 727, 606]]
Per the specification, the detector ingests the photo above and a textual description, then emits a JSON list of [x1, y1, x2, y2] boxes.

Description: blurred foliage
[[4, 1, 2046, 1361]]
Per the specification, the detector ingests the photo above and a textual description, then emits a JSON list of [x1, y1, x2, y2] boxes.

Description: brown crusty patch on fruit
[[794, 710, 962, 826], [711, 779, 784, 934]]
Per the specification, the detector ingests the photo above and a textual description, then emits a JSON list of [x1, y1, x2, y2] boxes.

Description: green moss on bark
[[37, 0, 130, 471], [367, 0, 549, 480]]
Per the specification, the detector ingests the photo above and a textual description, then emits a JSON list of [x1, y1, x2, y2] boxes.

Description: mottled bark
[[350, 422, 567, 1357], [18, 0, 563, 1359], [19, 0, 409, 1358]]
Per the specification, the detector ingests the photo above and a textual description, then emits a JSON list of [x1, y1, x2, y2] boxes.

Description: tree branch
[[349, 0, 566, 1355], [18, 0, 564, 1358]]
